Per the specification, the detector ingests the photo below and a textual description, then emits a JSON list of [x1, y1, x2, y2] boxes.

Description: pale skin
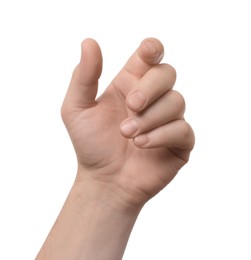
[[36, 38, 195, 260]]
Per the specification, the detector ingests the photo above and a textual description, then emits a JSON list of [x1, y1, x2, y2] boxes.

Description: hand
[[61, 38, 195, 208]]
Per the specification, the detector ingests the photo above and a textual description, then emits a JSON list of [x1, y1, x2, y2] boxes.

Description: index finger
[[111, 38, 164, 97]]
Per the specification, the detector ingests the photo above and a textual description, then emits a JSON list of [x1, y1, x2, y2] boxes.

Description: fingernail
[[127, 91, 146, 111], [134, 135, 149, 147], [120, 119, 138, 137]]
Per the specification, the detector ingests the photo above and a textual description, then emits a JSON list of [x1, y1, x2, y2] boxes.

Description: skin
[[36, 38, 195, 260]]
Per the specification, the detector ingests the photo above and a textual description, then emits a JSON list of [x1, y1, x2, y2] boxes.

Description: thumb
[[64, 38, 103, 110]]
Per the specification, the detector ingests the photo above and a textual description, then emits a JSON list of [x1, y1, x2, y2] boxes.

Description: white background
[[0, 0, 251, 259]]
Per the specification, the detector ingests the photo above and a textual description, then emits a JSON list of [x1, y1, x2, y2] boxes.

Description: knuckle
[[181, 121, 195, 149], [170, 90, 186, 114], [167, 64, 177, 78], [165, 63, 177, 78], [160, 63, 177, 86]]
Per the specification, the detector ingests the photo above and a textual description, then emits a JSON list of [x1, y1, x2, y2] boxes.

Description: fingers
[[126, 64, 176, 112], [117, 38, 194, 153], [112, 38, 164, 97], [120, 87, 194, 152], [134, 120, 195, 151], [63, 39, 103, 111], [123, 38, 164, 77], [120, 90, 185, 138]]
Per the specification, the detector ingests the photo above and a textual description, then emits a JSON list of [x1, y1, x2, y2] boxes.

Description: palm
[[67, 85, 185, 202]]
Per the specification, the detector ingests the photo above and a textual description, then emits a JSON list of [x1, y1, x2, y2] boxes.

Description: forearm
[[36, 173, 141, 260]]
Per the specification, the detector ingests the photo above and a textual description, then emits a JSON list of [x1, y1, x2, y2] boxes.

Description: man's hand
[[61, 38, 195, 208], [36, 38, 195, 259]]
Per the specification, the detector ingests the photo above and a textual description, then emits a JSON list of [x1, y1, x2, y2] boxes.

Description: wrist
[[74, 167, 143, 217], [37, 170, 142, 260], [66, 174, 141, 259]]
